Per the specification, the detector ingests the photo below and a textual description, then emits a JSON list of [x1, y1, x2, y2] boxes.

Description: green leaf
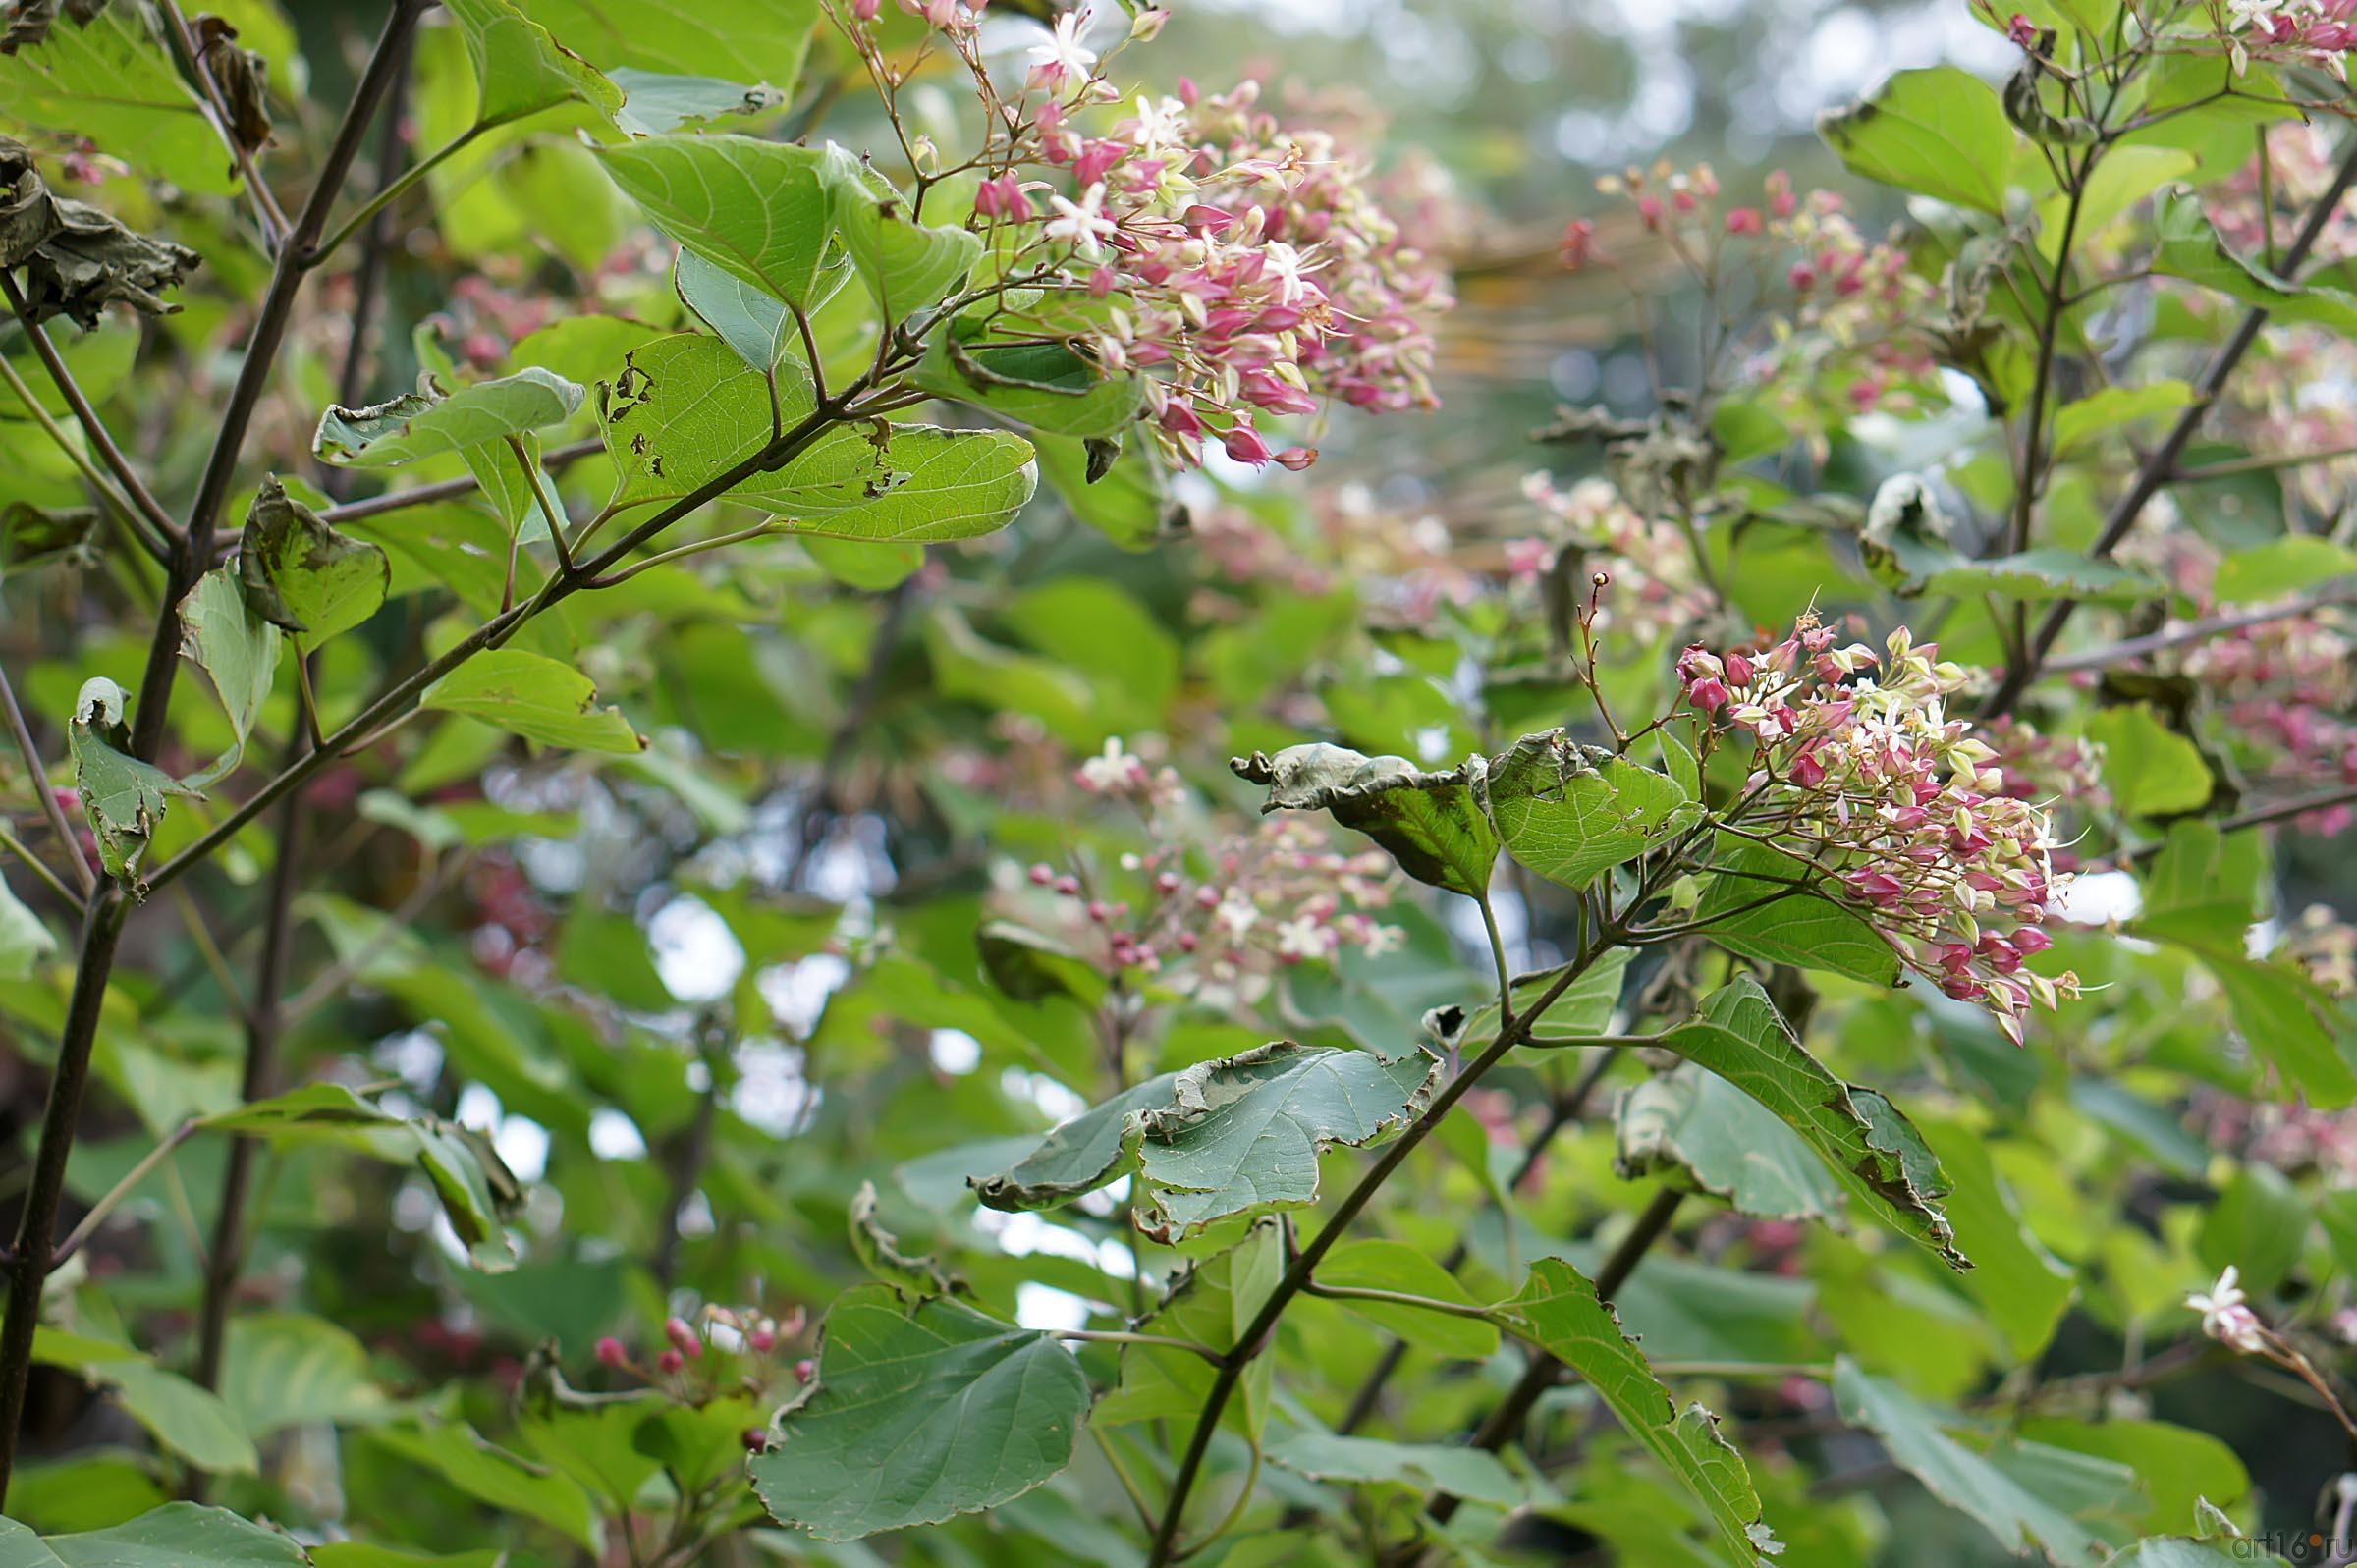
[[914, 335, 1146, 439], [608, 67, 786, 137], [1131, 1043, 1440, 1241], [68, 676, 196, 886], [236, 477, 391, 653], [1919, 548, 2158, 605], [675, 245, 797, 371], [1819, 66, 2014, 214], [1311, 1238, 1498, 1359], [201, 1084, 523, 1271], [2015, 1417, 2250, 1536], [2153, 189, 2357, 334], [2196, 1163, 2309, 1297], [970, 1072, 1178, 1211], [592, 134, 842, 308], [1231, 742, 1498, 897], [1916, 1119, 2073, 1357], [0, 9, 238, 195], [736, 423, 1038, 543], [597, 331, 812, 510], [2034, 146, 2195, 263], [746, 1285, 1090, 1541], [312, 369, 584, 467], [1832, 1360, 2113, 1566], [1266, 1426, 1530, 1508], [175, 568, 279, 785], [1691, 835, 1903, 986], [0, 1505, 307, 1567], [1033, 429, 1169, 549], [442, 0, 624, 129], [817, 146, 983, 320], [1481, 730, 1701, 891], [218, 1313, 393, 1438], [1457, 946, 1632, 1047], [367, 1423, 599, 1551], [79, 1363, 255, 1476], [1656, 979, 1964, 1268], [1496, 1259, 1782, 1564], [2086, 704, 2212, 819], [520, 0, 818, 102], [420, 649, 646, 756], [2211, 535, 2357, 604], [1094, 1221, 1281, 1439], [1617, 1064, 1849, 1224], [2051, 381, 2195, 458], [0, 870, 54, 980]]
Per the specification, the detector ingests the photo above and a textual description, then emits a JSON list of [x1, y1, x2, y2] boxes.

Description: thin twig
[[0, 275, 181, 557], [0, 661, 94, 895], [1988, 129, 2357, 717], [51, 1119, 201, 1266], [2043, 583, 2356, 673]]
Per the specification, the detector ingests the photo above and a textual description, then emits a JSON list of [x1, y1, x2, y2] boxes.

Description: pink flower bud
[[1221, 423, 1274, 466], [749, 1325, 779, 1354], [594, 1335, 629, 1369], [1275, 446, 1318, 471], [1725, 207, 1763, 236], [742, 1428, 771, 1453], [795, 1358, 816, 1383], [664, 1318, 702, 1360], [1029, 863, 1054, 886], [657, 1349, 685, 1374]]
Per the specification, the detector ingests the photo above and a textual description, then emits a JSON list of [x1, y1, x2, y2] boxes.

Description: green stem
[[50, 1119, 200, 1265], [0, 822, 76, 905], [311, 124, 483, 265], [1302, 1282, 1498, 1321]]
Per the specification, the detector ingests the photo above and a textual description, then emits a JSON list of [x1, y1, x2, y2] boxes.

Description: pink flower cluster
[[2213, 0, 2357, 78], [1517, 472, 1711, 647], [839, 7, 1453, 470], [1013, 742, 1405, 1001], [1678, 617, 2080, 1044], [592, 1303, 808, 1390]]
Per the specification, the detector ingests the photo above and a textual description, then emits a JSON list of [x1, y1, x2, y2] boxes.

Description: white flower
[[1075, 736, 1146, 793], [1213, 894, 1260, 941], [1045, 184, 1118, 258], [2187, 1267, 2269, 1354], [1127, 94, 1189, 156], [1259, 241, 1321, 306], [1025, 10, 1098, 91], [1274, 914, 1329, 960]]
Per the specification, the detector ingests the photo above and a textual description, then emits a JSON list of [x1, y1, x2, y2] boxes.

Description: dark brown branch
[[0, 271, 182, 552], [1987, 130, 2357, 718], [1422, 1186, 1687, 1529]]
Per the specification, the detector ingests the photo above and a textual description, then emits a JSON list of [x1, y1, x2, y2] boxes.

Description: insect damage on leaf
[[0, 135, 199, 328], [67, 676, 196, 890], [0, 0, 108, 54]]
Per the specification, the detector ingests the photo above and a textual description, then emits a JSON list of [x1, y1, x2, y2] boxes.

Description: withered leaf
[[0, 136, 200, 329], [195, 15, 272, 155]]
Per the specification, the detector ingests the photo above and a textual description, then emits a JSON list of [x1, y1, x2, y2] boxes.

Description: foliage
[[0, 2, 2355, 1567]]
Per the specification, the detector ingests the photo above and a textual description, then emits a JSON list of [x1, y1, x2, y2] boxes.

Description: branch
[[1143, 926, 1620, 1567], [1987, 128, 2357, 718], [130, 0, 428, 759], [157, 0, 290, 248], [305, 436, 607, 531], [1335, 1046, 1623, 1436], [2042, 583, 2356, 673], [1422, 1185, 1688, 1528], [0, 660, 94, 895], [50, 1119, 200, 1267], [0, 272, 182, 554]]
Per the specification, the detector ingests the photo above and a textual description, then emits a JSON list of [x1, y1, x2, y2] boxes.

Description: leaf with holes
[[67, 676, 196, 886], [597, 332, 815, 510], [1617, 1063, 1849, 1225], [735, 423, 1038, 543], [1654, 978, 1964, 1268]]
